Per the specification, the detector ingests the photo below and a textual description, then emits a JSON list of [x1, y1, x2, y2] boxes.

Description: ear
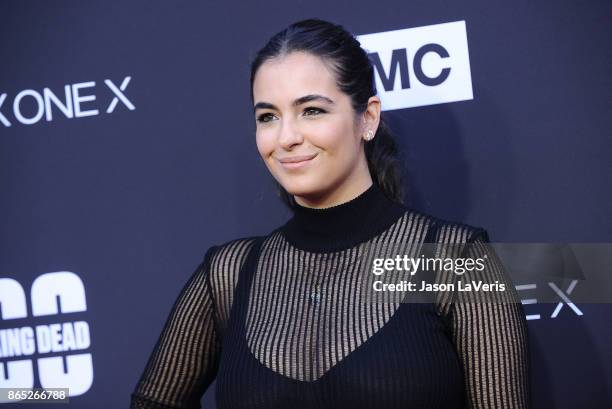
[[361, 96, 381, 135]]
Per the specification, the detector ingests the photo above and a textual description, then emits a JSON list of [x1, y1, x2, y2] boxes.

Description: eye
[[303, 107, 325, 117], [256, 113, 275, 123], [256, 107, 325, 123]]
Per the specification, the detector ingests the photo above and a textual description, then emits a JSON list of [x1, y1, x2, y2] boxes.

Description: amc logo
[[357, 20, 473, 110], [0, 272, 93, 401]]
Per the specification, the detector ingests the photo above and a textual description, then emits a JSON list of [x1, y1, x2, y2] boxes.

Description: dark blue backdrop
[[1, 1, 611, 408]]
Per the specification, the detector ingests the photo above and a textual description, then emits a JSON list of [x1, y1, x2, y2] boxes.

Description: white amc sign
[[357, 20, 474, 110], [0, 75, 134, 127]]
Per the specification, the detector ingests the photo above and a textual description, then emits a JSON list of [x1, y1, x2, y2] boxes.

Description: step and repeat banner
[[1, 1, 611, 408]]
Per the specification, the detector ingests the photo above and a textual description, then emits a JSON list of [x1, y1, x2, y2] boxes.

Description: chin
[[278, 176, 327, 198]]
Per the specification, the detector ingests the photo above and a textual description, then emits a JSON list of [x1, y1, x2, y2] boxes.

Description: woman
[[130, 18, 530, 409]]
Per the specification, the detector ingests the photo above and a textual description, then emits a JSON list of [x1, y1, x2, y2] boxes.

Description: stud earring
[[364, 130, 374, 141]]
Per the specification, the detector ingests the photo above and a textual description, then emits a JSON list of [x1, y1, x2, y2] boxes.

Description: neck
[[280, 181, 407, 253]]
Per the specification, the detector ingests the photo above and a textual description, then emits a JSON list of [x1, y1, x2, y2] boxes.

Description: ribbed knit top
[[130, 182, 530, 409]]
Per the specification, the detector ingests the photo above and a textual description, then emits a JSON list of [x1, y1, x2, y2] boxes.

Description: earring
[[364, 130, 374, 141]]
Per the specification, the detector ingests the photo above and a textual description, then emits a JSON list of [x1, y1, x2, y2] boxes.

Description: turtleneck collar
[[279, 181, 407, 253]]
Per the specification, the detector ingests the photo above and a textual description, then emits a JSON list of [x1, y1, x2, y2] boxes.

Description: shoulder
[[404, 210, 494, 317], [201, 235, 264, 331], [403, 207, 490, 244], [204, 235, 262, 269]]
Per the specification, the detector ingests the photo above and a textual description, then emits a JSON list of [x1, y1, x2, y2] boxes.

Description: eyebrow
[[253, 94, 335, 112]]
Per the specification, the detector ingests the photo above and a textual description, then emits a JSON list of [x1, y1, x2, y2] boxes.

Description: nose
[[277, 116, 304, 150]]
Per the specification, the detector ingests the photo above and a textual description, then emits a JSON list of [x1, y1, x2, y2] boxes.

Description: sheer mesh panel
[[130, 211, 529, 408]]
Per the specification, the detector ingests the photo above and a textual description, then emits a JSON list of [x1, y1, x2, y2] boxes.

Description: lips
[[278, 153, 318, 163]]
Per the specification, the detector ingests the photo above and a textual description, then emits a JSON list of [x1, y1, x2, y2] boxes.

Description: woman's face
[[252, 51, 375, 207]]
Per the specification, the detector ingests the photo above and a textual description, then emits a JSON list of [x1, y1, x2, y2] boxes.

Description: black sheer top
[[130, 182, 530, 408]]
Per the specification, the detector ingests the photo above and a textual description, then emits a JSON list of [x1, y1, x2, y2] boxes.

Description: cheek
[[312, 121, 357, 161], [310, 121, 340, 149], [255, 131, 274, 158]]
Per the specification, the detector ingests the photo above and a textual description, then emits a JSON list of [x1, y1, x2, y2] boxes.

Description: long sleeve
[[449, 230, 531, 409], [130, 246, 220, 409]]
